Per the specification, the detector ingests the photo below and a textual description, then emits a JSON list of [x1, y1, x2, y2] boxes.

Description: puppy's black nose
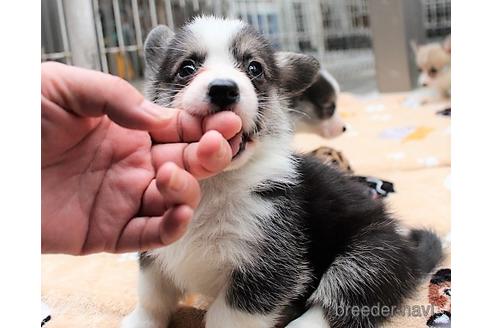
[[342, 126, 347, 132], [208, 79, 239, 109]]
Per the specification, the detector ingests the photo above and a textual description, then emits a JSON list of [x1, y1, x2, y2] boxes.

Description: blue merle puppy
[[122, 16, 442, 328]]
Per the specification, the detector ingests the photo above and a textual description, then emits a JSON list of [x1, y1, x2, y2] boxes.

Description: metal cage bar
[[149, 0, 158, 27], [164, 0, 175, 29], [131, 0, 144, 54], [93, 0, 110, 73], [57, 0, 71, 64], [112, 0, 126, 52]]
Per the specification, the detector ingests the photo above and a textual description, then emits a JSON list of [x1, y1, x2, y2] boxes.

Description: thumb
[[41, 61, 176, 131]]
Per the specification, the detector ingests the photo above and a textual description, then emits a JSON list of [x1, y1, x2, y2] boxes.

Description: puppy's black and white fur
[[123, 17, 442, 328]]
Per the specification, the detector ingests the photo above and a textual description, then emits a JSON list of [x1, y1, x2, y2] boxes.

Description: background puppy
[[123, 17, 442, 328], [412, 35, 451, 99], [290, 69, 346, 139]]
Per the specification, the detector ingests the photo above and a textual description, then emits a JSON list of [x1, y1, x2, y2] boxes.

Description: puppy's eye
[[178, 60, 197, 78], [248, 61, 263, 78], [323, 103, 336, 117], [429, 67, 438, 76]]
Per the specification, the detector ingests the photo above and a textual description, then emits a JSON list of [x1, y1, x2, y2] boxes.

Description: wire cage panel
[[42, 0, 451, 94]]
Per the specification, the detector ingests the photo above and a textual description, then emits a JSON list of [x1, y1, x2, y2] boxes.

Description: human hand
[[41, 62, 241, 255]]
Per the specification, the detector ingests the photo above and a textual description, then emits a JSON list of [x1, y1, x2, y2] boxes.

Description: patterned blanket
[[41, 92, 451, 327]]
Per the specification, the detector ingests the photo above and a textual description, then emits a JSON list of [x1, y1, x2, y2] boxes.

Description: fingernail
[[168, 167, 187, 192], [179, 205, 194, 222], [140, 100, 174, 120]]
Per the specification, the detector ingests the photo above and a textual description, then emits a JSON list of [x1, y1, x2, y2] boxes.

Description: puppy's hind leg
[[305, 224, 439, 328], [122, 259, 182, 328], [285, 305, 330, 328], [205, 289, 278, 328]]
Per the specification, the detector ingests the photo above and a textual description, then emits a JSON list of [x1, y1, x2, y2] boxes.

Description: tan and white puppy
[[412, 35, 451, 99]]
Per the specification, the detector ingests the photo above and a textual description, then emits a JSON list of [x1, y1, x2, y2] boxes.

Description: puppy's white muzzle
[[176, 65, 258, 134]]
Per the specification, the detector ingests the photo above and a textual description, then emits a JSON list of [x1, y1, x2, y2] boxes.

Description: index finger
[[42, 62, 242, 142], [149, 110, 242, 143]]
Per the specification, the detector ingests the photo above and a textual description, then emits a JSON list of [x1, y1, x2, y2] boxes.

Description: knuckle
[[108, 75, 132, 93], [41, 61, 59, 74], [41, 62, 63, 86]]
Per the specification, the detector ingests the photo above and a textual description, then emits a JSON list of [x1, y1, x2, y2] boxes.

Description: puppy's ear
[[275, 52, 320, 97], [442, 35, 451, 54], [144, 25, 174, 75]]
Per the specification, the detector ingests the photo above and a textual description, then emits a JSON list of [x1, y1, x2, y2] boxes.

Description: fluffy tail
[[409, 229, 443, 274]]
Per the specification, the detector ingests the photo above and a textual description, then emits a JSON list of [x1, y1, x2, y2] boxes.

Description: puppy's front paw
[[121, 308, 166, 328]]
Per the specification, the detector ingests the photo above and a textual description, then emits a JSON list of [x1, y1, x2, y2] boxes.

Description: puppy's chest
[[155, 190, 273, 296]]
